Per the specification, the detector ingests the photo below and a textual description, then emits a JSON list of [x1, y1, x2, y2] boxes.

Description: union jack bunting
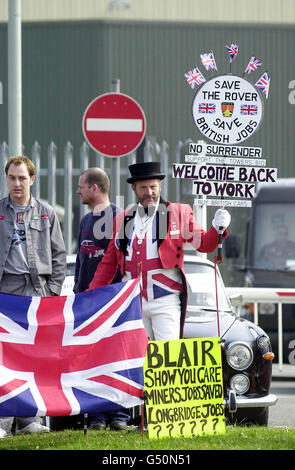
[[185, 67, 206, 89], [200, 52, 217, 71], [240, 104, 258, 115], [244, 56, 261, 74], [198, 103, 216, 114], [0, 280, 148, 416], [225, 44, 239, 63], [255, 72, 270, 99]]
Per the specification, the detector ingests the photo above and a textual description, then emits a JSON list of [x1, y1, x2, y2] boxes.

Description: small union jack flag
[[225, 44, 239, 63], [0, 280, 148, 416], [240, 104, 258, 115], [198, 103, 216, 114], [255, 72, 270, 99], [244, 56, 261, 74], [200, 52, 217, 71], [185, 67, 206, 89]]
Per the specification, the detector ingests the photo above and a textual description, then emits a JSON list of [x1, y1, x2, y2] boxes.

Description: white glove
[[212, 208, 231, 232]]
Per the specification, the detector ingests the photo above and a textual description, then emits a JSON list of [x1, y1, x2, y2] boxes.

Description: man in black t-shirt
[[75, 168, 129, 431], [74, 204, 121, 292]]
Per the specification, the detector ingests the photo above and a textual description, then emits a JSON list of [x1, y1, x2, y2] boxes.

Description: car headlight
[[226, 341, 254, 370], [230, 374, 250, 395], [259, 303, 276, 315], [257, 335, 270, 349]]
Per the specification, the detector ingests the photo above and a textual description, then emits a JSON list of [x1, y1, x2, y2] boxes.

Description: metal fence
[[0, 138, 180, 254]]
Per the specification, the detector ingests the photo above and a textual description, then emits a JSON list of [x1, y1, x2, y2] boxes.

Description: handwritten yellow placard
[[143, 337, 226, 439]]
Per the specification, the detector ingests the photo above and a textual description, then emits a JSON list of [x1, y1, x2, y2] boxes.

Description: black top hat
[[127, 162, 166, 184]]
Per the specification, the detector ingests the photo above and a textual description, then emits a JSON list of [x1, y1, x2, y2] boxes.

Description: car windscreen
[[184, 261, 232, 315], [253, 203, 295, 270]]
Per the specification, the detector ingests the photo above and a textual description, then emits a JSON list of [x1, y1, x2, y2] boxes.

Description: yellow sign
[[143, 337, 226, 439]]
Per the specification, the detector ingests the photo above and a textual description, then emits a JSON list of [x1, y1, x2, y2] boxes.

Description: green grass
[[0, 426, 294, 451]]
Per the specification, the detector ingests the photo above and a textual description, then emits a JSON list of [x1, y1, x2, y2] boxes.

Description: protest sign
[[172, 163, 277, 183], [188, 143, 263, 158], [181, 48, 275, 208], [185, 154, 267, 167], [191, 75, 263, 145], [143, 337, 225, 439]]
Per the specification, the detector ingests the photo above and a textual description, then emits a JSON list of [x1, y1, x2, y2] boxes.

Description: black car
[[183, 255, 277, 426]]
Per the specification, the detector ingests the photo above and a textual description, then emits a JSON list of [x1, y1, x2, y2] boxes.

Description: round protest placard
[[192, 74, 263, 145]]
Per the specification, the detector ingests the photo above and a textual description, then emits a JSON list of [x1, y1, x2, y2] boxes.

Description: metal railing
[[226, 286, 295, 372], [0, 138, 176, 254]]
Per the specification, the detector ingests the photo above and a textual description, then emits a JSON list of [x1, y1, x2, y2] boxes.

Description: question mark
[[153, 425, 161, 438], [190, 420, 196, 435], [212, 418, 218, 432], [200, 419, 207, 433], [167, 424, 173, 437], [178, 422, 185, 435]]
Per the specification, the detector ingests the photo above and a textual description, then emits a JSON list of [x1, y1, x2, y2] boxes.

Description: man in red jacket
[[88, 161, 231, 340]]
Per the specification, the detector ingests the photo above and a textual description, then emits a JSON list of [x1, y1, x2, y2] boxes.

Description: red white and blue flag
[[244, 56, 261, 74], [255, 72, 270, 99], [198, 103, 216, 114], [225, 44, 239, 63], [0, 280, 148, 416], [123, 217, 183, 302], [185, 67, 206, 89], [240, 104, 258, 115], [200, 52, 217, 71]]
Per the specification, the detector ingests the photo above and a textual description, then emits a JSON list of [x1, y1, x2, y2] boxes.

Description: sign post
[[8, 0, 22, 156], [110, 79, 121, 204]]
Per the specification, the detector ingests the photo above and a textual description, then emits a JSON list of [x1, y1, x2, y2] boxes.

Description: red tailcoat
[[88, 200, 227, 337]]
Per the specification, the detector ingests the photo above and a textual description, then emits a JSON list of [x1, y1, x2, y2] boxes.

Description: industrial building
[[0, 0, 294, 281]]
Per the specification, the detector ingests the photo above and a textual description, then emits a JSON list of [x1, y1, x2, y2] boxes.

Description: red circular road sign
[[82, 92, 146, 157]]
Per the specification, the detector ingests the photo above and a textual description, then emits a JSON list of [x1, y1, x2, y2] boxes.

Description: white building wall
[[0, 0, 294, 24]]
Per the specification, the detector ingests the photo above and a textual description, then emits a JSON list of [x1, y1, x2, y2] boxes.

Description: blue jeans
[[89, 407, 130, 424]]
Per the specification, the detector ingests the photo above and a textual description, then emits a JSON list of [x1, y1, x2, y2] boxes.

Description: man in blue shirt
[[75, 167, 129, 431]]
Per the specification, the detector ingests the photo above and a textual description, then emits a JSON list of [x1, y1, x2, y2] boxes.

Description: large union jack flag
[[0, 280, 148, 416]]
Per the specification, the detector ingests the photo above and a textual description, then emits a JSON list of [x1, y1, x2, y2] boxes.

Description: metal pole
[[47, 141, 57, 207], [8, 0, 22, 156], [31, 141, 41, 199], [64, 142, 73, 254], [110, 79, 120, 205], [278, 303, 283, 372]]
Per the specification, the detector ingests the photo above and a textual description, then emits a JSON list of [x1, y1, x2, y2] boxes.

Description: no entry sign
[[82, 92, 146, 157]]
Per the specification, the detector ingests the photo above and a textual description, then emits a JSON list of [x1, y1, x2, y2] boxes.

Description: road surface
[[269, 365, 295, 427]]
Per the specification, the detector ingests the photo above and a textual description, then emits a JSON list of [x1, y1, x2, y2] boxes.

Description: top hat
[[127, 161, 166, 184]]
